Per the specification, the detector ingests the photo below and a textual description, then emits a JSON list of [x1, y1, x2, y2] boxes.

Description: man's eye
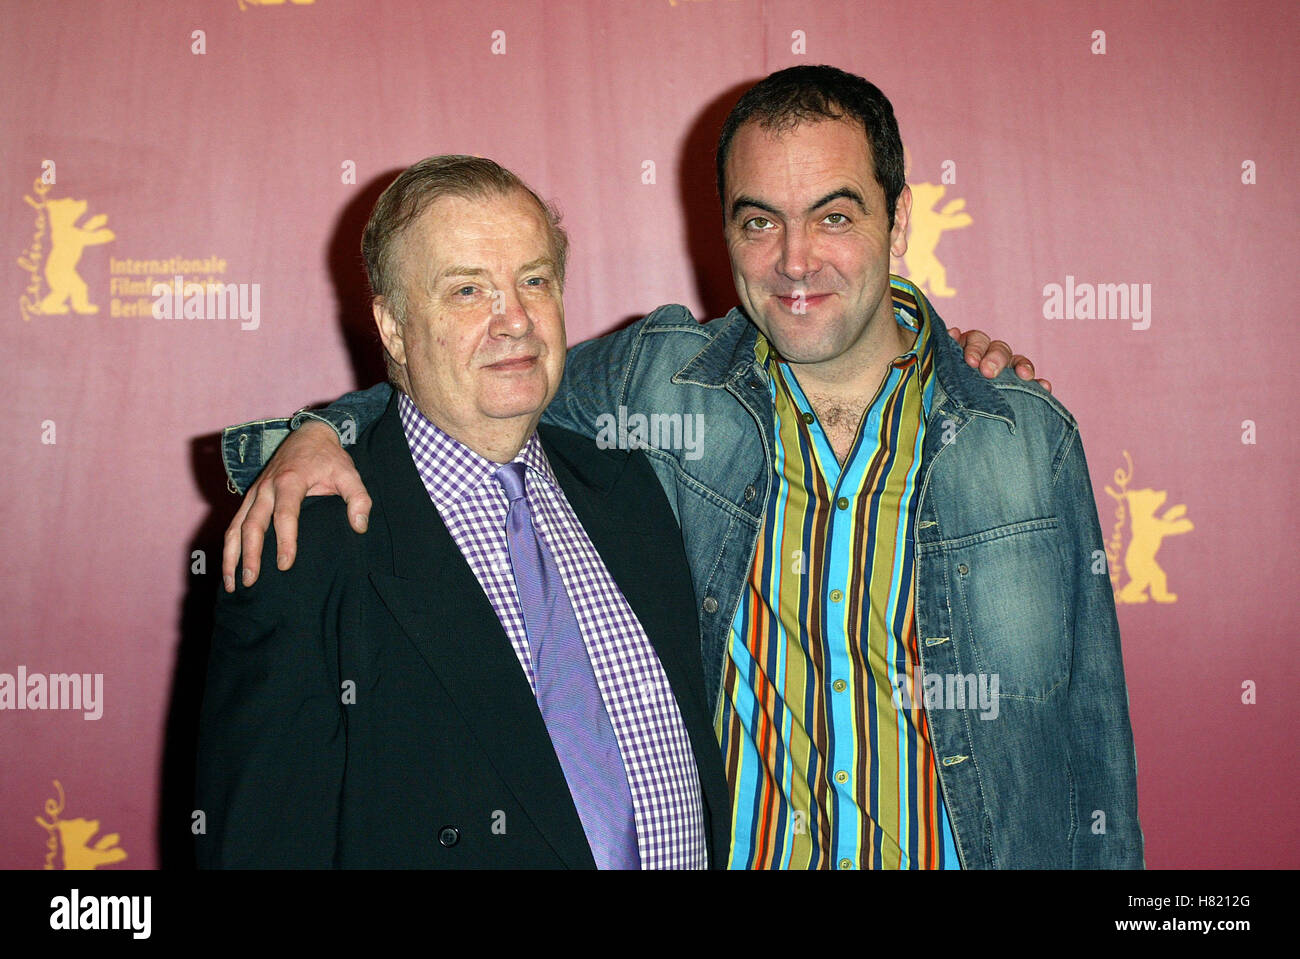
[[455, 285, 477, 297], [523, 276, 547, 287], [744, 216, 772, 231], [824, 212, 848, 225]]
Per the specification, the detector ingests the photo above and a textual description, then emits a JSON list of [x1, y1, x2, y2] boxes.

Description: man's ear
[[373, 296, 407, 368], [889, 183, 913, 259]]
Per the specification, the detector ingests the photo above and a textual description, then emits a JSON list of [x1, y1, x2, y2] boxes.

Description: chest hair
[[806, 394, 867, 466]]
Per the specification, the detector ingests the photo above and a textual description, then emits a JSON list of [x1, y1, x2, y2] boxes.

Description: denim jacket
[[224, 287, 1144, 869]]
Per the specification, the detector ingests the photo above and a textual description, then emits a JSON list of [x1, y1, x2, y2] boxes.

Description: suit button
[[702, 597, 719, 614], [438, 826, 460, 848]]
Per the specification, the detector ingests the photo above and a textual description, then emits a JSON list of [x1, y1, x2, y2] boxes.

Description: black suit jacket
[[195, 394, 731, 868]]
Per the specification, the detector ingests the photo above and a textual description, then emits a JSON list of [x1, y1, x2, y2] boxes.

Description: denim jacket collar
[[672, 308, 758, 389]]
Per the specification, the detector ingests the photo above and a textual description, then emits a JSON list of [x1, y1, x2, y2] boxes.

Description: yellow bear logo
[[895, 151, 972, 299], [35, 780, 127, 870], [36, 198, 114, 315], [1104, 452, 1193, 604]]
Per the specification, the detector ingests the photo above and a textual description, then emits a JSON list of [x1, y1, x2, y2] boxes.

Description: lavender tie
[[495, 462, 640, 869]]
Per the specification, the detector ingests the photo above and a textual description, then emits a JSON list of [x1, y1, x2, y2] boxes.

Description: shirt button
[[839, 858, 854, 870], [438, 826, 460, 848], [836, 497, 850, 510], [832, 679, 847, 693], [834, 770, 849, 784], [801, 411, 815, 424], [829, 589, 843, 603], [744, 484, 756, 502], [702, 597, 719, 614]]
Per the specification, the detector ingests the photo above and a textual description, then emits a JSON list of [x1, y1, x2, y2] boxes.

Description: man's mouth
[[775, 292, 831, 311], [483, 353, 540, 372]]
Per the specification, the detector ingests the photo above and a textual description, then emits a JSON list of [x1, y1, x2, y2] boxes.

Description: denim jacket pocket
[[940, 517, 1069, 702]]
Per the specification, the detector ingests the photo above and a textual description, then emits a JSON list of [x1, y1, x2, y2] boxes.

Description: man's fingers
[[1011, 354, 1036, 381], [980, 339, 1013, 376], [222, 492, 256, 592], [1036, 377, 1053, 394], [334, 467, 374, 534], [270, 473, 310, 572], [947, 326, 963, 340], [239, 481, 276, 588], [961, 329, 991, 368]]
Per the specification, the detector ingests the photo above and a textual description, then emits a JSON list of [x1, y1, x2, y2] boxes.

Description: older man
[[195, 156, 730, 869], [219, 66, 1142, 869]]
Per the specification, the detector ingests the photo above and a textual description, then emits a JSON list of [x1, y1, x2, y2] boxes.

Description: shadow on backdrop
[[160, 170, 403, 868]]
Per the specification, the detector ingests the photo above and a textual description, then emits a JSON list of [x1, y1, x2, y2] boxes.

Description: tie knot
[[495, 461, 528, 503]]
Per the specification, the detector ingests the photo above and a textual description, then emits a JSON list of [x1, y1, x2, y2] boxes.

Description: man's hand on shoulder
[[949, 327, 1052, 393], [221, 420, 372, 592]]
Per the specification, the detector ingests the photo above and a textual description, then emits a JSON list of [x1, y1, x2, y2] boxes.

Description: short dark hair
[[361, 155, 568, 385], [715, 65, 906, 229]]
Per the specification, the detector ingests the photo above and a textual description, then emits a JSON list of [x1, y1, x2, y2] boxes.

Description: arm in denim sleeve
[[542, 318, 650, 438], [1055, 427, 1145, 868], [222, 382, 393, 494]]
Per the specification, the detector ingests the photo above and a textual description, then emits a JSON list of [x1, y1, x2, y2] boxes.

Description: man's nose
[[488, 288, 533, 337], [777, 226, 820, 281]]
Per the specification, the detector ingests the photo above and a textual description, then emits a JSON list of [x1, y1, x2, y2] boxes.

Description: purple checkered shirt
[[398, 394, 707, 869]]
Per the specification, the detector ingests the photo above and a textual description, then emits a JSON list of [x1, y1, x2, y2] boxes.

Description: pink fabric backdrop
[[2, 0, 1296, 868]]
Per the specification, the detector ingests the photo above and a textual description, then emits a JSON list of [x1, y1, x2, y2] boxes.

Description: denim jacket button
[[744, 484, 756, 502], [702, 597, 719, 614]]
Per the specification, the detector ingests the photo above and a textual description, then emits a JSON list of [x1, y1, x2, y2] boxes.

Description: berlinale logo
[[896, 152, 971, 300], [17, 177, 114, 323], [35, 780, 127, 870], [1104, 451, 1193, 604]]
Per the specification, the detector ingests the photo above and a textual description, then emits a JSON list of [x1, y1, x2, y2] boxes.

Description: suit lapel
[[360, 400, 595, 870]]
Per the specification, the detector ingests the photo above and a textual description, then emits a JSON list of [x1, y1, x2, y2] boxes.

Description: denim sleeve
[[541, 320, 646, 438], [221, 382, 393, 494], [1055, 427, 1146, 868]]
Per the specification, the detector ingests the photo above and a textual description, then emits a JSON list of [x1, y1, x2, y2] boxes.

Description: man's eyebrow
[[517, 256, 556, 274], [730, 188, 869, 221], [436, 258, 555, 282], [730, 194, 780, 221], [807, 188, 867, 214], [437, 266, 487, 281]]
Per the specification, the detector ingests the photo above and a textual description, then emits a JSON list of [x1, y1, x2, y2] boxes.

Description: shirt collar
[[397, 392, 557, 509]]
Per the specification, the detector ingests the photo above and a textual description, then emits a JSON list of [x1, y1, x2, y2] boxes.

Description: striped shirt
[[717, 278, 961, 869], [398, 394, 707, 869]]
